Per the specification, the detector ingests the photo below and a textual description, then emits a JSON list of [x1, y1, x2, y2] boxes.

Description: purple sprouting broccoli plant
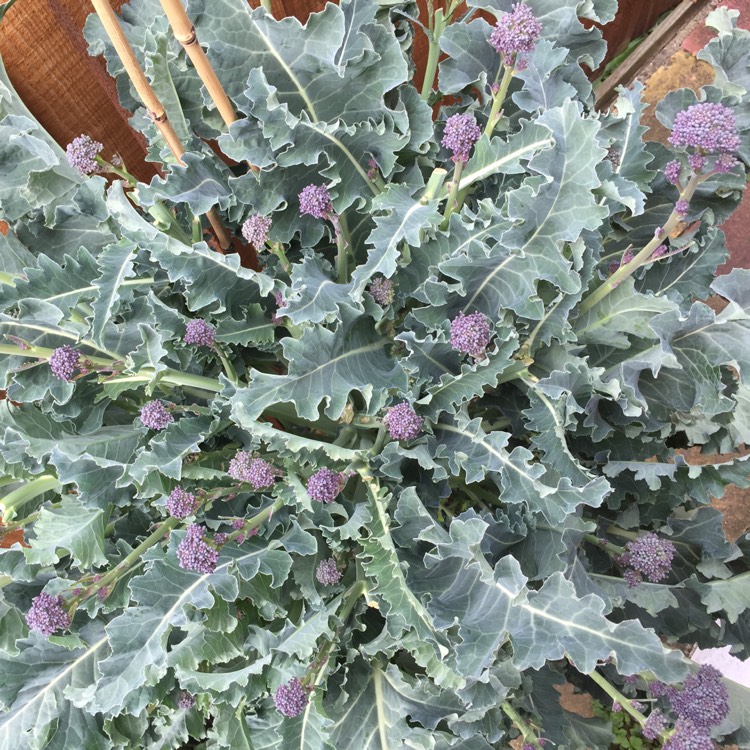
[[450, 312, 492, 358], [442, 113, 481, 164], [670, 665, 729, 730], [489, 2, 542, 68], [307, 468, 346, 503], [177, 691, 196, 709], [177, 524, 219, 574], [66, 134, 103, 175], [228, 451, 279, 489], [299, 184, 334, 220], [139, 400, 174, 431], [369, 276, 395, 306], [385, 401, 423, 441], [662, 719, 714, 750], [315, 558, 342, 585], [184, 319, 215, 347], [49, 345, 80, 382], [165, 486, 199, 519], [241, 214, 272, 248], [26, 592, 71, 636], [618, 532, 675, 584], [274, 677, 309, 718]]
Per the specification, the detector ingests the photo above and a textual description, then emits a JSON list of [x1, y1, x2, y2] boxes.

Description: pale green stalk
[[0, 475, 60, 521]]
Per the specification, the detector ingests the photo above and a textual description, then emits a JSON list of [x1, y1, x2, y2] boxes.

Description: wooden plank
[[594, 0, 713, 110]]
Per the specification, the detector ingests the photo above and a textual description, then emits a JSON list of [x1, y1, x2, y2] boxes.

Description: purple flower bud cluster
[[213, 532, 228, 546], [670, 665, 729, 730], [385, 401, 423, 441], [489, 2, 543, 67], [642, 710, 667, 741], [274, 677, 308, 717], [139, 400, 175, 431], [369, 276, 395, 306], [232, 518, 246, 530], [688, 153, 707, 172], [669, 102, 740, 155], [307, 468, 346, 503], [177, 524, 219, 574], [271, 290, 285, 325], [228, 451, 279, 489], [675, 199, 689, 217], [49, 345, 80, 382], [299, 184, 334, 219], [177, 691, 195, 709], [714, 153, 737, 173], [652, 244, 669, 259], [315, 558, 342, 585], [184, 319, 215, 347], [165, 487, 199, 519], [664, 159, 683, 184], [619, 532, 675, 584], [450, 312, 492, 358], [26, 592, 71, 636], [442, 113, 481, 164], [66, 134, 103, 175], [663, 719, 714, 750], [241, 214, 272, 248]]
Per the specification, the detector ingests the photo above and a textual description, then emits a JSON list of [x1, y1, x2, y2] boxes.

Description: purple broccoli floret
[[385, 401, 423, 441], [241, 214, 272, 248], [675, 199, 689, 216], [66, 134, 103, 175], [619, 532, 675, 584], [663, 719, 714, 750], [669, 102, 740, 155], [184, 319, 215, 347], [664, 159, 682, 184], [315, 558, 343, 585], [299, 184, 334, 220], [176, 524, 219, 574], [643, 710, 667, 741], [274, 677, 308, 717], [228, 451, 279, 489], [671, 665, 729, 730], [165, 487, 199, 519], [177, 691, 195, 709], [306, 468, 346, 503], [489, 3, 542, 67], [49, 345, 81, 382], [442, 113, 482, 164], [369, 276, 395, 306], [139, 400, 174, 431], [26, 592, 71, 636], [450, 312, 492, 358]]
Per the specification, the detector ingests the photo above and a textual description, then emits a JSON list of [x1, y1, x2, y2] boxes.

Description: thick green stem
[[270, 242, 291, 273], [0, 475, 59, 521], [225, 496, 284, 543], [334, 214, 352, 284], [485, 64, 514, 138], [588, 669, 648, 727], [500, 701, 543, 748], [213, 342, 239, 384], [579, 174, 703, 313], [88, 516, 181, 596], [583, 533, 626, 558], [191, 215, 202, 244], [421, 167, 448, 204], [441, 160, 465, 228], [338, 580, 366, 622], [420, 8, 444, 101]]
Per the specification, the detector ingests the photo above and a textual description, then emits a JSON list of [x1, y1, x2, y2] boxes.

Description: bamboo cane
[[159, 0, 259, 173], [89, 0, 231, 250]]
